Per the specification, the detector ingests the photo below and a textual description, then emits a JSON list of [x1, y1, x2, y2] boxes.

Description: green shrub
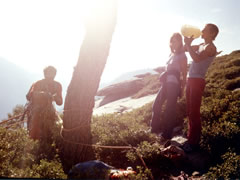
[[232, 58, 240, 66], [224, 67, 240, 79], [0, 127, 66, 179], [205, 150, 240, 179], [193, 51, 240, 178], [92, 113, 157, 168], [0, 127, 37, 177], [127, 102, 153, 125], [201, 90, 240, 155], [126, 141, 173, 179], [31, 159, 66, 179], [224, 77, 240, 90], [0, 105, 66, 179], [134, 166, 154, 180]]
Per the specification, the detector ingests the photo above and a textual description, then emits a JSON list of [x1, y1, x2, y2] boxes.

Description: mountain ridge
[[0, 58, 41, 120]]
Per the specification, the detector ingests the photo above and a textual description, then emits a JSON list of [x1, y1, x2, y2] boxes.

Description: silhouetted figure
[[151, 33, 187, 141], [26, 66, 62, 141], [182, 23, 219, 152]]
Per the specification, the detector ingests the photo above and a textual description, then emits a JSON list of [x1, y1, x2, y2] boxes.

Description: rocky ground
[[93, 94, 156, 115]]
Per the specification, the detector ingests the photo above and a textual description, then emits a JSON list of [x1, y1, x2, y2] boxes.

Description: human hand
[[216, 50, 223, 55], [184, 36, 194, 46], [52, 94, 57, 102], [42, 92, 54, 101]]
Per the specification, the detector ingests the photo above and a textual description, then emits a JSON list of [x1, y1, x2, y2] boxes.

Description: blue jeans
[[151, 82, 180, 139]]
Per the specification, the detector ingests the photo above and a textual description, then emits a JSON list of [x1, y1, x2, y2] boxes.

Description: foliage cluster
[[206, 150, 240, 179], [0, 107, 66, 179], [91, 111, 156, 167], [198, 51, 240, 178], [92, 110, 173, 179]]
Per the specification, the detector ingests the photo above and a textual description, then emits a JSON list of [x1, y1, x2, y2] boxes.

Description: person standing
[[182, 24, 219, 152], [26, 66, 63, 141], [151, 33, 187, 141]]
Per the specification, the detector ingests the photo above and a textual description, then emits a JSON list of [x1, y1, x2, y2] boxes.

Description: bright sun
[[0, 0, 201, 84]]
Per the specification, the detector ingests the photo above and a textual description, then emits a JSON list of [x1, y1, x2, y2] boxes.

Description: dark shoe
[[181, 142, 199, 153]]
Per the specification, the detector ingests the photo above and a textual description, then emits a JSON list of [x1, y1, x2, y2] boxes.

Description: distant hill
[[98, 68, 158, 90], [0, 58, 41, 120]]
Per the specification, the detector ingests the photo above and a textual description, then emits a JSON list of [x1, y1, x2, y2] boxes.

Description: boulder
[[97, 79, 144, 107]]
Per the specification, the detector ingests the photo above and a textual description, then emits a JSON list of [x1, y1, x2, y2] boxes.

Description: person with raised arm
[[182, 23, 219, 152]]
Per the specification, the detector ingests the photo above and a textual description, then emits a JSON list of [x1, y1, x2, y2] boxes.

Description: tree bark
[[62, 0, 117, 172]]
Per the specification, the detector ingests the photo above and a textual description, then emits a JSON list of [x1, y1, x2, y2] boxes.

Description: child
[[182, 23, 219, 152], [151, 33, 187, 141]]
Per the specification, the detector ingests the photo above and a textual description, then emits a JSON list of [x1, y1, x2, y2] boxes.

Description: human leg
[[186, 79, 191, 118], [161, 82, 180, 139], [151, 85, 166, 134], [29, 112, 41, 140], [186, 78, 205, 145]]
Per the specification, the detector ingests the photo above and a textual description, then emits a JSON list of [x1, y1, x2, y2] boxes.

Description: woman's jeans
[[151, 82, 180, 139]]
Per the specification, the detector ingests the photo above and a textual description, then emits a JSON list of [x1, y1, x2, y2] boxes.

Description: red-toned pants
[[186, 78, 205, 145]]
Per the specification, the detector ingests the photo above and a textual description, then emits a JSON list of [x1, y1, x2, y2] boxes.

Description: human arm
[[184, 37, 216, 62], [53, 83, 63, 106], [184, 44, 199, 52], [26, 83, 35, 101], [27, 81, 50, 104], [180, 55, 188, 97]]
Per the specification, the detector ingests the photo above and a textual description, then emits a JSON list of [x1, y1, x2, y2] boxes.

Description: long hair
[[170, 33, 184, 53]]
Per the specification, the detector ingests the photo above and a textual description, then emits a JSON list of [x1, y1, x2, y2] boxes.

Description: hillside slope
[[205, 50, 240, 91], [0, 58, 41, 120], [93, 50, 240, 179], [1, 50, 239, 179]]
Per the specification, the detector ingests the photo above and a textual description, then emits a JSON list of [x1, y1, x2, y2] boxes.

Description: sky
[[0, 0, 239, 85]]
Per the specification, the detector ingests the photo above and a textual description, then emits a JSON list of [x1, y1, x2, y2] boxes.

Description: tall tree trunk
[[62, 0, 117, 172]]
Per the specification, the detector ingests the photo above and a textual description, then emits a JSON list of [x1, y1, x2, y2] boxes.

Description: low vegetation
[[0, 50, 239, 179]]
